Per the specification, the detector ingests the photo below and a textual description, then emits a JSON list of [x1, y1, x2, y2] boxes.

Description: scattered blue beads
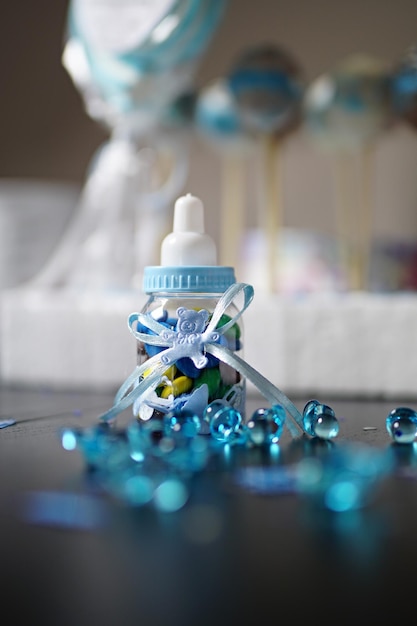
[[302, 400, 339, 440], [63, 396, 417, 515], [386, 407, 417, 444], [247, 405, 286, 445]]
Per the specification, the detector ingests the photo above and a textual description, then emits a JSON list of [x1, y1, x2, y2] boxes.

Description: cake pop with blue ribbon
[[227, 43, 304, 138], [304, 53, 392, 152], [195, 78, 253, 151], [390, 44, 417, 130], [195, 78, 254, 270], [303, 54, 393, 292], [227, 44, 304, 293]]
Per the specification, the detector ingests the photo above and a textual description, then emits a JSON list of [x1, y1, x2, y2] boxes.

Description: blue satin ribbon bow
[[99, 282, 304, 437]]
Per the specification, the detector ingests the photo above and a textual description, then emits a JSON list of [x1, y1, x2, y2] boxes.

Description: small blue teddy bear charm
[[160, 307, 220, 369]]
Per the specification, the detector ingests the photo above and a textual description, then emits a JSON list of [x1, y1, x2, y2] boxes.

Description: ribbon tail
[[206, 344, 304, 438], [98, 354, 169, 422]]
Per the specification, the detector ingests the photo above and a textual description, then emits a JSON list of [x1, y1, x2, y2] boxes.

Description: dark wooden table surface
[[0, 384, 416, 625]]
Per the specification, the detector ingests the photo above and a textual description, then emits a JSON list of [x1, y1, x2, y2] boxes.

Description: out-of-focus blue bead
[[123, 474, 155, 506], [247, 405, 286, 445], [386, 407, 417, 444], [71, 423, 113, 467], [61, 427, 80, 451], [153, 478, 189, 512], [164, 409, 201, 439], [209, 405, 242, 442], [126, 421, 150, 461], [106, 470, 154, 507], [228, 423, 250, 446], [162, 436, 209, 473], [296, 443, 392, 512], [303, 400, 339, 440]]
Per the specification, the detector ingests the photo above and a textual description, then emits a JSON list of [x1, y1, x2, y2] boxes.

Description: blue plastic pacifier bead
[[164, 409, 201, 439], [302, 400, 339, 440], [247, 405, 286, 445], [386, 407, 417, 444], [203, 400, 228, 423], [209, 405, 242, 442]]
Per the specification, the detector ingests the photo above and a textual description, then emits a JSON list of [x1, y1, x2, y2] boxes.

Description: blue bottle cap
[[143, 265, 235, 294]]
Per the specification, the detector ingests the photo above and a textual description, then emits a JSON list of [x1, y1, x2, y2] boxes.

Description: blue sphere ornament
[[228, 44, 304, 136], [164, 409, 201, 439], [247, 405, 286, 445], [303, 400, 339, 440], [195, 78, 253, 152], [386, 407, 417, 444], [304, 54, 392, 151], [390, 45, 417, 130], [209, 405, 242, 442]]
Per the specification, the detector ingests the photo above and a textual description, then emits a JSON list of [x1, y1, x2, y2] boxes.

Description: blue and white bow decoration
[[99, 282, 304, 437]]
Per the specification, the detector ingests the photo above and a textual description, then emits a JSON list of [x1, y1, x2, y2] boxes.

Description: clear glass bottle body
[[133, 291, 245, 423]]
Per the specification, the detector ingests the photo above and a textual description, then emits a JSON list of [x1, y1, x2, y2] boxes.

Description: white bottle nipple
[[160, 193, 217, 266]]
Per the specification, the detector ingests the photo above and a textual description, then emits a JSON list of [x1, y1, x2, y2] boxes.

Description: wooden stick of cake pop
[[305, 54, 390, 291], [357, 141, 375, 291], [220, 152, 246, 269], [334, 145, 375, 291], [262, 133, 282, 293], [333, 151, 354, 290], [195, 78, 252, 274], [228, 45, 303, 294], [333, 154, 350, 283]]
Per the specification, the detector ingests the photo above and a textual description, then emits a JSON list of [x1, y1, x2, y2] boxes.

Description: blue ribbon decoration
[[98, 282, 304, 437]]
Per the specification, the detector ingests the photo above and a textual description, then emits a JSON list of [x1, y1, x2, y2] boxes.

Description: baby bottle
[[133, 193, 245, 425]]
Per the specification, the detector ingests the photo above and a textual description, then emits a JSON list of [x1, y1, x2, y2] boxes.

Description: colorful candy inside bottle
[[133, 299, 245, 423]]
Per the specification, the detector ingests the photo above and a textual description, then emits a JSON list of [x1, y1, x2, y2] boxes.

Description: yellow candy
[[145, 363, 176, 392], [160, 375, 193, 399], [155, 365, 177, 396], [162, 365, 177, 381], [144, 363, 176, 379], [143, 366, 153, 378]]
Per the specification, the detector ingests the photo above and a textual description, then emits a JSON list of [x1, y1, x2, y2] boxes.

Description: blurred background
[[2, 0, 417, 394], [1, 0, 417, 290]]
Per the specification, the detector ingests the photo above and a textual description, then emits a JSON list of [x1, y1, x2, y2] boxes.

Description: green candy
[[195, 367, 222, 400], [215, 313, 241, 340]]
